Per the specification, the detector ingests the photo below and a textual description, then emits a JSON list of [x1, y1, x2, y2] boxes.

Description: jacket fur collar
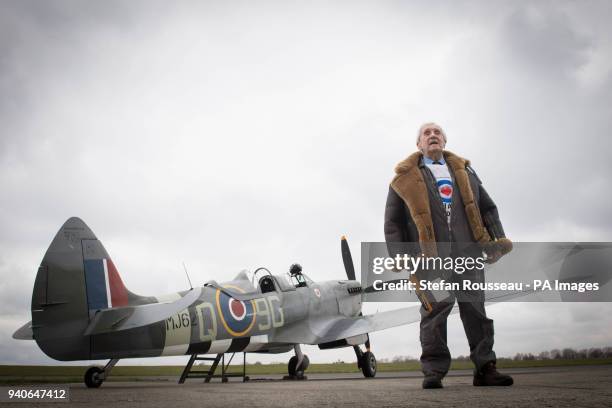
[[390, 150, 490, 256]]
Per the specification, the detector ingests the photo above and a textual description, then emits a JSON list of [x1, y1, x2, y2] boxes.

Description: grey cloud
[[501, 5, 591, 77], [0, 260, 34, 316], [426, 2, 612, 241]]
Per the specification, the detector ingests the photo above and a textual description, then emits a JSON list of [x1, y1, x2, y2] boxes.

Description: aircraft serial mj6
[[13, 218, 419, 387]]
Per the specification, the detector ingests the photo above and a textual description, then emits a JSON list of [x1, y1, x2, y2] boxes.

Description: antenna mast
[[182, 262, 193, 290]]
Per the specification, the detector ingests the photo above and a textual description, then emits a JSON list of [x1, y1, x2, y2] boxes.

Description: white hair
[[416, 122, 447, 144]]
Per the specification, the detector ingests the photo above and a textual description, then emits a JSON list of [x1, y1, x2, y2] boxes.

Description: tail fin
[[31, 217, 143, 360]]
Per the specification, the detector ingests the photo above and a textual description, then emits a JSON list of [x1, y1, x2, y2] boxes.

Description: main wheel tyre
[[288, 355, 310, 377], [360, 351, 377, 378], [84, 366, 104, 388]]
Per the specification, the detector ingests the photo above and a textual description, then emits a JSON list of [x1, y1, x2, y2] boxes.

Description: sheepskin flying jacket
[[384, 150, 512, 260]]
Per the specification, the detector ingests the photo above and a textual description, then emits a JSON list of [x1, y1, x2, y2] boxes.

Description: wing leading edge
[[270, 305, 422, 345], [276, 289, 533, 346]]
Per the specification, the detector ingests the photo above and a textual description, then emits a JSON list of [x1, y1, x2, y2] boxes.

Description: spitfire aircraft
[[13, 217, 420, 387]]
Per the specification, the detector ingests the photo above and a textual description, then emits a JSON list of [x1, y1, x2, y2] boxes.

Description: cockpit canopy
[[252, 266, 313, 293]]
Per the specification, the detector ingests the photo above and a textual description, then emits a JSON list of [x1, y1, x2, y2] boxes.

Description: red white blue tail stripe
[[84, 258, 128, 310]]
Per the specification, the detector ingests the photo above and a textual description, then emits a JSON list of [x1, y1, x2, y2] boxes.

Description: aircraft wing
[[270, 305, 422, 345], [269, 289, 530, 346], [83, 287, 202, 335]]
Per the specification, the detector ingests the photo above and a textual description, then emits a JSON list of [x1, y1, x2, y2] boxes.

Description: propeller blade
[[341, 235, 356, 281]]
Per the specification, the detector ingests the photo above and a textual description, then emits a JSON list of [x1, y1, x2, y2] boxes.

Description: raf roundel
[[436, 179, 453, 204], [215, 288, 256, 337], [228, 298, 247, 321]]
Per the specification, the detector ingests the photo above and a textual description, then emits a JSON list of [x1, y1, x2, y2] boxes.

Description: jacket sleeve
[[478, 182, 506, 240], [384, 185, 408, 242], [467, 165, 507, 240]]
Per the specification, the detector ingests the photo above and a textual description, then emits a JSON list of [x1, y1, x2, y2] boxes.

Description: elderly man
[[384, 122, 513, 389]]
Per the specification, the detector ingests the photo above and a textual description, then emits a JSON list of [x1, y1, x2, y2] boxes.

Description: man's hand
[[483, 238, 513, 264], [484, 247, 502, 264]]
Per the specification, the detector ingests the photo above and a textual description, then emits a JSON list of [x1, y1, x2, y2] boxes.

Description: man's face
[[417, 125, 446, 157]]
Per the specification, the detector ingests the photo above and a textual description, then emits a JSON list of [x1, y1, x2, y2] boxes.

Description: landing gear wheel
[[288, 355, 310, 378], [84, 366, 104, 388], [360, 351, 376, 378]]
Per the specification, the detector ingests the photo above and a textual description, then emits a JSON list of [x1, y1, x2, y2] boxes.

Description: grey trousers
[[419, 269, 496, 378]]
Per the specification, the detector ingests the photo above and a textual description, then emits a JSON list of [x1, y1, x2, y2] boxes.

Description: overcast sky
[[1, 0, 612, 366]]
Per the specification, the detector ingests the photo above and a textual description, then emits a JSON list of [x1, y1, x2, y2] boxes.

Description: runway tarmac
[[4, 365, 611, 408]]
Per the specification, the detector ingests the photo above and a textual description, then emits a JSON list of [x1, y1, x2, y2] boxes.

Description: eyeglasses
[[423, 128, 442, 136]]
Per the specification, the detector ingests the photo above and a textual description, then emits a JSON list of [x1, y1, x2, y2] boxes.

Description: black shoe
[[422, 375, 443, 389], [473, 362, 513, 386]]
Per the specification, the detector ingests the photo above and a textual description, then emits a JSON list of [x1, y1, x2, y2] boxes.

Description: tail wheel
[[84, 366, 104, 388], [360, 351, 376, 378], [288, 355, 310, 377]]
